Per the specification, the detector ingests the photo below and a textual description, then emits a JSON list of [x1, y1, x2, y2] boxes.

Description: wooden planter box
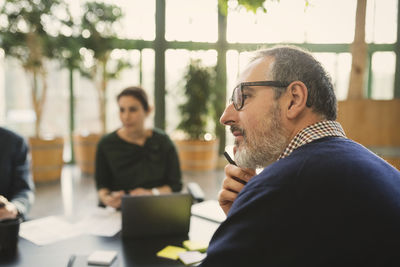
[[337, 99, 400, 169], [174, 139, 219, 171], [73, 133, 101, 175], [29, 137, 64, 182]]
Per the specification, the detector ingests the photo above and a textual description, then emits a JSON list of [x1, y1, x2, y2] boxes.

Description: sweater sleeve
[[10, 136, 34, 219]]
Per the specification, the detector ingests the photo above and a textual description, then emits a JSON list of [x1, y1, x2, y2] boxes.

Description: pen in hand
[[223, 151, 237, 166], [0, 197, 6, 208], [223, 151, 247, 185]]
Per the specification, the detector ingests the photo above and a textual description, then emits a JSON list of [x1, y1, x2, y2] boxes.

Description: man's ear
[[284, 81, 308, 120]]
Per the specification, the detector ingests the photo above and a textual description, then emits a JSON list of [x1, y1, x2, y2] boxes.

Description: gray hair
[[253, 45, 337, 120]]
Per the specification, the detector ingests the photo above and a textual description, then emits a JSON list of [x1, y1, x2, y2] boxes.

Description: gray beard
[[234, 104, 288, 169]]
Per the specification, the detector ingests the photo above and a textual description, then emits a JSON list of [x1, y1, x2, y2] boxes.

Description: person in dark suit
[[201, 46, 400, 266], [0, 127, 34, 220]]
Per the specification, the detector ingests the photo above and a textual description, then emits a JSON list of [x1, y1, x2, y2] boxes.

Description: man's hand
[[218, 164, 256, 215], [0, 195, 18, 220]]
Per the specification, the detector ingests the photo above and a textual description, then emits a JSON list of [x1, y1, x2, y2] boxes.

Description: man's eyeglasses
[[230, 81, 290, 111]]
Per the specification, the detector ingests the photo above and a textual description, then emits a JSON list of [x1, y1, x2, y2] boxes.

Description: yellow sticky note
[[156, 246, 187, 260], [182, 240, 208, 253]]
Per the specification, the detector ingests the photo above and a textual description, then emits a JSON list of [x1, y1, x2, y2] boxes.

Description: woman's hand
[[218, 164, 256, 215], [129, 185, 172, 196], [128, 187, 152, 196], [99, 189, 124, 209]]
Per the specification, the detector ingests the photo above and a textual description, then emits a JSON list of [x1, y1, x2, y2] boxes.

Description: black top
[[0, 127, 34, 218], [95, 128, 182, 192]]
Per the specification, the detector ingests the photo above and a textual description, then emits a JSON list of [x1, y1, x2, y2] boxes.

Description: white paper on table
[[76, 207, 121, 237], [19, 216, 83, 246], [191, 200, 226, 223], [188, 216, 220, 243]]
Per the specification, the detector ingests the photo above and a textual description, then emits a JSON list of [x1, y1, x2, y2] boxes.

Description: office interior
[[1, 0, 400, 265]]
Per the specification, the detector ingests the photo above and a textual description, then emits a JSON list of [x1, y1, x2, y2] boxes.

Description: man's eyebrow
[[241, 85, 255, 93]]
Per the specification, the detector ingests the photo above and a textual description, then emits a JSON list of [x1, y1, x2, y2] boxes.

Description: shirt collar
[[278, 120, 346, 160]]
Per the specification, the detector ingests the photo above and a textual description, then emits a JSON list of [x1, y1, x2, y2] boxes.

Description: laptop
[[121, 193, 193, 239]]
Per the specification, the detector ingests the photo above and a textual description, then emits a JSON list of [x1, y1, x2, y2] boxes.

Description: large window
[[0, 0, 398, 161]]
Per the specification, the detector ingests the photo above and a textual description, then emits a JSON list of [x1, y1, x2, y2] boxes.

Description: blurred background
[[0, 0, 399, 182]]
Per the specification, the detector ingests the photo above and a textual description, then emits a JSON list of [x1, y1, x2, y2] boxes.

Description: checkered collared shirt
[[278, 120, 346, 160]]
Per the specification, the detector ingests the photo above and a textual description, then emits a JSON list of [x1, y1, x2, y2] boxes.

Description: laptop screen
[[121, 193, 193, 239]]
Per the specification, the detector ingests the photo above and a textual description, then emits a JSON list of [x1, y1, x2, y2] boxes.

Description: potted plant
[[73, 1, 130, 175], [174, 59, 219, 171], [0, 0, 72, 182]]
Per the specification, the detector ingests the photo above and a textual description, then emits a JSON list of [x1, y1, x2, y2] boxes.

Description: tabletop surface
[[0, 216, 220, 267]]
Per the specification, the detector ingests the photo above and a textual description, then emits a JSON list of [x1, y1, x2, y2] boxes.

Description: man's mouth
[[230, 125, 244, 136], [230, 125, 245, 143]]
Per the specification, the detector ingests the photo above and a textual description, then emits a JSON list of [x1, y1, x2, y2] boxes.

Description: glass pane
[[334, 53, 352, 101], [313, 53, 351, 101], [227, 0, 307, 43], [74, 71, 98, 134], [165, 0, 218, 42], [3, 58, 34, 136], [165, 49, 217, 135], [304, 0, 356, 43], [78, 0, 156, 40], [371, 52, 395, 99], [227, 0, 356, 44], [366, 0, 397, 43], [40, 61, 69, 138]]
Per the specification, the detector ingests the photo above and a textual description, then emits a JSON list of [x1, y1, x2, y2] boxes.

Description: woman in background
[[95, 86, 182, 209]]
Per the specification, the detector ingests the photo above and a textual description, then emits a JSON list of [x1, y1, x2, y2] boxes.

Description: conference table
[[0, 216, 220, 267]]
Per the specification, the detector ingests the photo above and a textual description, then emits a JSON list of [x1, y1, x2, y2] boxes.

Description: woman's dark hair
[[117, 86, 150, 112]]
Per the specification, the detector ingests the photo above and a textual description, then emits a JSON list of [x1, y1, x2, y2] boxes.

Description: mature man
[[0, 127, 34, 220], [201, 46, 400, 266]]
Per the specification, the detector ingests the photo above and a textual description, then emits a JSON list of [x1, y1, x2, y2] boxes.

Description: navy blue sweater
[[202, 137, 400, 266]]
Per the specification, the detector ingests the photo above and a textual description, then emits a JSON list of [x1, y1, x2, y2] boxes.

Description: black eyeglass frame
[[230, 81, 290, 111]]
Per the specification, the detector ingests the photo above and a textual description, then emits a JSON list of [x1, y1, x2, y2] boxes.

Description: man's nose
[[219, 103, 236, 126]]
